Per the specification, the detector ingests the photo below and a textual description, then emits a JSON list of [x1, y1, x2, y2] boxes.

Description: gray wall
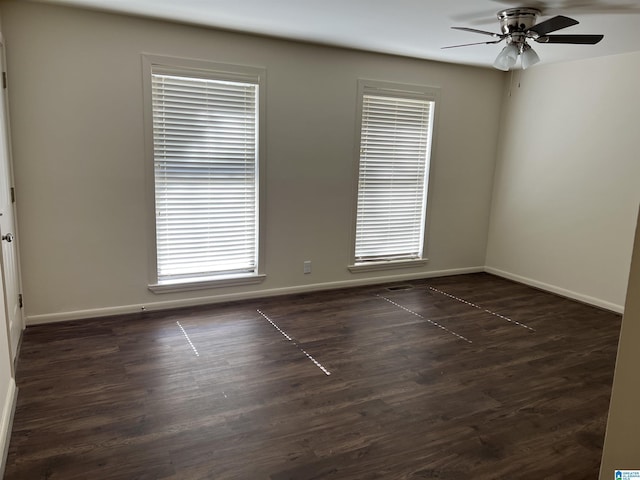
[[486, 52, 640, 312], [0, 1, 504, 322]]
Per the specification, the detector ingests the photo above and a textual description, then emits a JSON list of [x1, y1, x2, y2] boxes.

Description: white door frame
[[0, 33, 24, 368]]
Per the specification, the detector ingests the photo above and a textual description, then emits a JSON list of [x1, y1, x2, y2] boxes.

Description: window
[[350, 81, 437, 271], [143, 56, 265, 292]]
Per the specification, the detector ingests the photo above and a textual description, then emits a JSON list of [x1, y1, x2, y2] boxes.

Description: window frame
[[142, 54, 266, 293], [348, 79, 439, 273]]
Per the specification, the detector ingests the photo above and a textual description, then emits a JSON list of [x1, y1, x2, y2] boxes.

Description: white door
[[0, 39, 23, 363]]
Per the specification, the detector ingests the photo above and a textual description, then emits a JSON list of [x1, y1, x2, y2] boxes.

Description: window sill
[[348, 259, 428, 273], [149, 274, 266, 294]]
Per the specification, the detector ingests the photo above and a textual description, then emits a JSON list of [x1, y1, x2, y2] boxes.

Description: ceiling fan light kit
[[445, 7, 604, 71], [520, 43, 540, 69], [493, 43, 519, 71]]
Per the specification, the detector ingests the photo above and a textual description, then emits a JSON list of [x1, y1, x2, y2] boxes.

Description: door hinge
[[10, 187, 15, 204], [2, 72, 6, 89], [18, 294, 23, 309]]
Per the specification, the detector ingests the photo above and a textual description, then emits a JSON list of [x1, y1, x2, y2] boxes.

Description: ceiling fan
[[443, 7, 604, 70]]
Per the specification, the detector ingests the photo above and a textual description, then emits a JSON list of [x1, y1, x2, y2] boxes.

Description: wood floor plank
[[4, 273, 621, 479]]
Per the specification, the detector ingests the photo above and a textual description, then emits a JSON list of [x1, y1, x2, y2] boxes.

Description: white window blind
[[354, 91, 434, 264], [151, 70, 259, 284]]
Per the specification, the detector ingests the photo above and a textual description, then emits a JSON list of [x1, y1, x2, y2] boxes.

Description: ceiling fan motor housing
[[497, 8, 540, 35]]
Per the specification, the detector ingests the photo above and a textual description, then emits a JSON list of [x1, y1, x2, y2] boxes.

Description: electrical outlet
[[303, 260, 311, 274]]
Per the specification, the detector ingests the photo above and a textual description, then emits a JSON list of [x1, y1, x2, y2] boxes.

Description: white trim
[[149, 274, 266, 293], [25, 266, 484, 325], [349, 79, 441, 267], [25, 265, 622, 323], [0, 378, 17, 478], [141, 54, 267, 288], [484, 266, 624, 314], [348, 258, 428, 273], [0, 37, 25, 367]]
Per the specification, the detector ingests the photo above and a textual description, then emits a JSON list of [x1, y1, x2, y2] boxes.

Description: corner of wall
[[483, 70, 512, 268], [0, 378, 17, 477], [599, 206, 640, 477]]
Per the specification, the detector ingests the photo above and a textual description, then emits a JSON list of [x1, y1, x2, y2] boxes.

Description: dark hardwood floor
[[4, 273, 622, 479]]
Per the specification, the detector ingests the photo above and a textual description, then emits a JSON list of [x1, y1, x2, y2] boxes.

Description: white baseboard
[[0, 378, 17, 478], [26, 266, 485, 325], [484, 266, 624, 314]]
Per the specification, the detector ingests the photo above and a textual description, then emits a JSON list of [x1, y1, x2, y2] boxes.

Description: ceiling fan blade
[[441, 39, 505, 49], [535, 34, 604, 44], [451, 26, 502, 38], [527, 15, 579, 36]]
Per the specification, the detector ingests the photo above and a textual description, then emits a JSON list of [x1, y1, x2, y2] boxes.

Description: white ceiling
[[36, 0, 640, 68]]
